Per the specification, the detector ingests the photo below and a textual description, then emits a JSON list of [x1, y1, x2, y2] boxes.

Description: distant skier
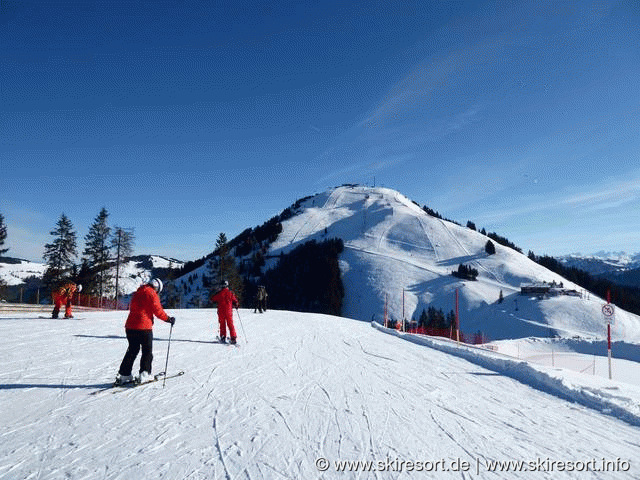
[[115, 278, 175, 385], [51, 281, 81, 319], [211, 280, 239, 344], [254, 285, 268, 313]]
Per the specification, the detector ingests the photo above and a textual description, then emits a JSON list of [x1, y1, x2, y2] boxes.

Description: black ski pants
[[119, 329, 153, 376]]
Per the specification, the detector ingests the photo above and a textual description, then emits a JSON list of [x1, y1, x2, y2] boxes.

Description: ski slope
[[268, 185, 640, 345], [1, 309, 639, 479]]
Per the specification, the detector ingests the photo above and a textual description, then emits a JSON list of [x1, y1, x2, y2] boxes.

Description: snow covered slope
[[1, 309, 639, 479], [268, 186, 640, 342], [0, 255, 182, 296], [0, 258, 47, 286], [115, 255, 184, 296]]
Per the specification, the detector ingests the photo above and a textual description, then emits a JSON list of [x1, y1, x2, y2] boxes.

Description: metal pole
[[163, 323, 174, 388], [455, 288, 460, 343], [608, 323, 612, 380], [401, 289, 404, 330], [236, 307, 247, 343], [384, 293, 387, 328]]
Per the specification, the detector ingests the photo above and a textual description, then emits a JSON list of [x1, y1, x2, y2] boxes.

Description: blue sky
[[1, 0, 639, 262]]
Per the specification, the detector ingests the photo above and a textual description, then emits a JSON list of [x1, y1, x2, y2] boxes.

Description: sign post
[[602, 291, 615, 380], [455, 288, 460, 343], [384, 293, 388, 328]]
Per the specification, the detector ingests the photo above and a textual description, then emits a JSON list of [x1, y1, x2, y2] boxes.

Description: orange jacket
[[125, 284, 170, 330], [54, 282, 76, 300], [211, 288, 238, 320]]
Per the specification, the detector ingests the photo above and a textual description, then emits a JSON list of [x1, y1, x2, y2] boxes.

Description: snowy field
[[1, 309, 640, 479]]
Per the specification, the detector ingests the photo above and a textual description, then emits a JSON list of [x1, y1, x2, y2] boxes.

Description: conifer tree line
[[0, 213, 8, 295], [41, 208, 135, 301]]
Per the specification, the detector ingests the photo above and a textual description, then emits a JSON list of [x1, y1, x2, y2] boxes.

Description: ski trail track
[[1, 310, 639, 479]]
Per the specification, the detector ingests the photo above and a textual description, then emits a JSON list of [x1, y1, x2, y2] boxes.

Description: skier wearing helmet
[[115, 278, 175, 385], [51, 281, 81, 319], [211, 280, 239, 344]]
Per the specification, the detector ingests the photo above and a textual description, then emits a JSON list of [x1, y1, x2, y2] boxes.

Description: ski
[[91, 371, 185, 395]]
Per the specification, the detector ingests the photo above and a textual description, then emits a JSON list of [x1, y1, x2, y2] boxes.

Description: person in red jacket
[[115, 278, 175, 385], [51, 281, 81, 319], [211, 280, 238, 344]]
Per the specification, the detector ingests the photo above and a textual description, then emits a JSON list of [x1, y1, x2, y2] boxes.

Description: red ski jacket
[[125, 284, 170, 330], [53, 282, 76, 300], [211, 288, 238, 320]]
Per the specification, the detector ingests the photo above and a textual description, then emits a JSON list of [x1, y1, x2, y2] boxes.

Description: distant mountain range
[[559, 252, 640, 288]]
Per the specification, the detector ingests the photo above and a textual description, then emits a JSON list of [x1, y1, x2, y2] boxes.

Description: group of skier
[[51, 277, 265, 386], [114, 278, 242, 386]]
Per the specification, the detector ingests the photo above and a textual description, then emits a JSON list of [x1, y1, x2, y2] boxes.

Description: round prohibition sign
[[602, 304, 615, 317]]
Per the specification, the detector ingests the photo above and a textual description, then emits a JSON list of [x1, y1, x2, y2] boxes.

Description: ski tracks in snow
[[2, 311, 640, 479]]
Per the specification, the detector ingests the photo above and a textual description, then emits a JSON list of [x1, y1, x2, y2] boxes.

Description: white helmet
[[76, 284, 82, 293], [150, 278, 163, 293]]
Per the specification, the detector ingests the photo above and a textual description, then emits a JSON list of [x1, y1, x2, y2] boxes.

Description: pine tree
[[83, 208, 112, 299], [111, 227, 135, 303], [0, 213, 7, 296], [485, 240, 496, 255], [211, 232, 244, 303], [0, 213, 8, 256], [43, 213, 78, 289]]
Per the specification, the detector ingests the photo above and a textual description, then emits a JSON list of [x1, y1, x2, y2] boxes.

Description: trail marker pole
[[455, 288, 460, 343], [603, 290, 614, 380], [384, 293, 388, 328], [402, 289, 405, 332]]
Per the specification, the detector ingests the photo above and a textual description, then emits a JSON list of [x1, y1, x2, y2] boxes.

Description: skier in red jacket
[[115, 278, 175, 385], [51, 281, 81, 318], [211, 280, 238, 344]]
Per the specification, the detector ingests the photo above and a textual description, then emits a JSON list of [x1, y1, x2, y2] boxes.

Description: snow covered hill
[[262, 186, 640, 343], [115, 255, 184, 296], [0, 255, 183, 299], [1, 309, 639, 479], [0, 257, 47, 286]]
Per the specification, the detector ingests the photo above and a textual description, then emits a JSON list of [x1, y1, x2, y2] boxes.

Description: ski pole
[[236, 307, 247, 343], [163, 323, 174, 388]]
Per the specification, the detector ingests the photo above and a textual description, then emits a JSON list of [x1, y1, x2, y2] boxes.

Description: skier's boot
[[137, 371, 153, 384], [115, 373, 134, 386], [230, 337, 237, 345], [218, 336, 227, 344]]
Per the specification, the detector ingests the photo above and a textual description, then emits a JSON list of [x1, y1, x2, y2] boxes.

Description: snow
[[1, 308, 640, 479], [0, 259, 47, 286]]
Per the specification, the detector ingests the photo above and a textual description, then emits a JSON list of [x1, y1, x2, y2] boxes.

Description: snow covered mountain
[[0, 255, 183, 302], [559, 251, 640, 275], [559, 252, 640, 288], [172, 185, 640, 343]]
